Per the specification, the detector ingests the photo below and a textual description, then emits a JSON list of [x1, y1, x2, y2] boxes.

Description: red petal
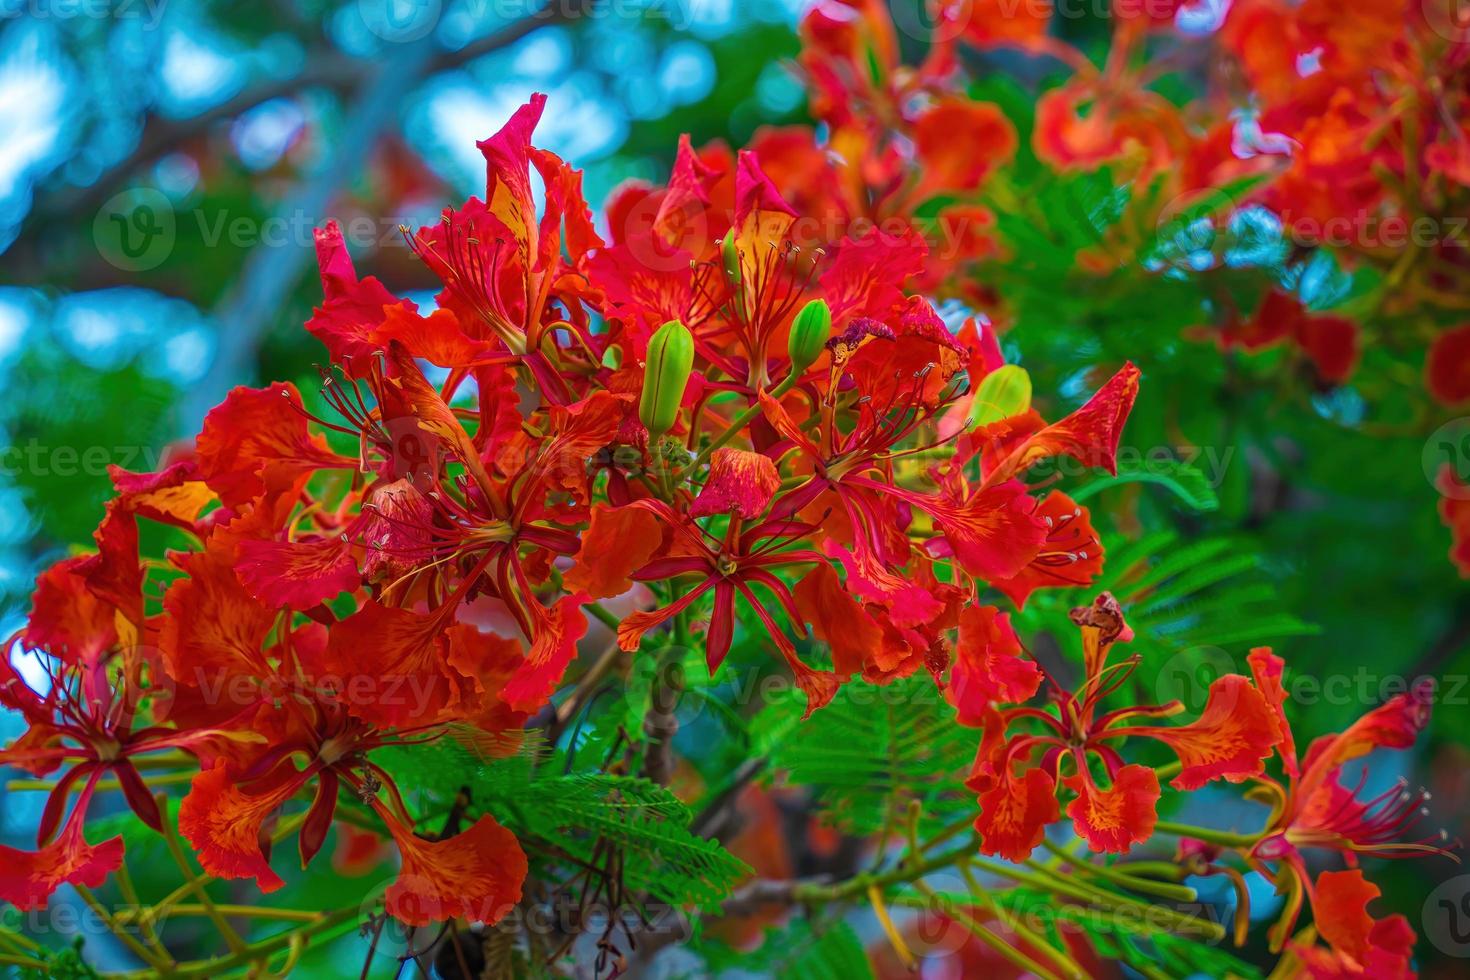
[[819, 225, 928, 324], [984, 362, 1141, 486], [1293, 314, 1359, 384], [501, 593, 591, 712], [1312, 869, 1381, 965], [563, 504, 664, 600], [236, 535, 360, 610], [361, 479, 437, 584], [1426, 324, 1470, 405], [108, 461, 217, 531], [373, 305, 509, 370], [949, 605, 1042, 725], [383, 813, 527, 927], [792, 563, 878, 678], [975, 767, 1059, 863], [318, 600, 465, 728], [691, 448, 782, 520], [1297, 679, 1433, 792], [443, 625, 533, 732], [160, 544, 277, 686], [914, 99, 1018, 198], [991, 491, 1103, 608], [24, 557, 117, 664], [178, 765, 304, 892], [477, 94, 546, 252], [1063, 764, 1159, 854], [1247, 647, 1297, 778], [920, 481, 1049, 582], [195, 382, 355, 509], [0, 789, 121, 911], [308, 221, 412, 373]]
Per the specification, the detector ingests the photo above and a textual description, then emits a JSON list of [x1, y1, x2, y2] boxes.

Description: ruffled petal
[[690, 449, 781, 520], [382, 812, 527, 927], [975, 767, 1059, 863], [949, 605, 1042, 724], [195, 382, 355, 508], [1063, 764, 1159, 855], [564, 504, 664, 600], [178, 765, 307, 892], [1148, 675, 1282, 790], [236, 535, 361, 610], [0, 780, 121, 911]]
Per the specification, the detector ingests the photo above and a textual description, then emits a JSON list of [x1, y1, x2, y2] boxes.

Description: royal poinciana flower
[[1283, 869, 1418, 979], [1171, 647, 1455, 952], [962, 594, 1282, 860]]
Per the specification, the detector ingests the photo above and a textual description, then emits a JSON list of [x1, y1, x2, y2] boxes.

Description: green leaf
[[377, 741, 751, 912], [758, 675, 977, 836], [1072, 454, 1220, 512]]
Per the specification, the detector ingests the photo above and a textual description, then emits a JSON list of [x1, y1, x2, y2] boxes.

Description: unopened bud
[[639, 319, 695, 438], [787, 299, 833, 374]]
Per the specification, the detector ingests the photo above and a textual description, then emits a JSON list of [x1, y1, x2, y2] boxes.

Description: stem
[[960, 865, 1088, 979], [1040, 840, 1197, 903], [120, 904, 324, 924], [116, 862, 172, 964], [115, 906, 360, 979], [75, 884, 174, 974], [907, 882, 1063, 980], [868, 884, 917, 970], [7, 771, 195, 794], [1153, 820, 1263, 849], [792, 844, 975, 903], [0, 953, 48, 971], [642, 616, 689, 785], [966, 856, 1226, 941], [691, 372, 798, 470], [156, 793, 248, 955]]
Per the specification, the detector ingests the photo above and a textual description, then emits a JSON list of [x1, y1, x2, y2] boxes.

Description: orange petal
[[975, 767, 1059, 863], [1063, 764, 1159, 854], [383, 813, 527, 926], [1151, 674, 1281, 790], [178, 765, 306, 892], [564, 504, 664, 600], [690, 448, 781, 520]]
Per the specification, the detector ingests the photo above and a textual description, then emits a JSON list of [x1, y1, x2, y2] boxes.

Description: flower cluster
[[0, 93, 1140, 922]]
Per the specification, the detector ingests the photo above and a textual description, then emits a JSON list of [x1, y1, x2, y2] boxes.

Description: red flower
[[1238, 648, 1449, 948], [967, 594, 1281, 857], [1286, 870, 1418, 979], [178, 694, 525, 925]]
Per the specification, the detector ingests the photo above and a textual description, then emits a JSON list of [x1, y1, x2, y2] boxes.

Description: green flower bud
[[787, 299, 833, 374], [721, 234, 742, 289], [639, 319, 695, 438]]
